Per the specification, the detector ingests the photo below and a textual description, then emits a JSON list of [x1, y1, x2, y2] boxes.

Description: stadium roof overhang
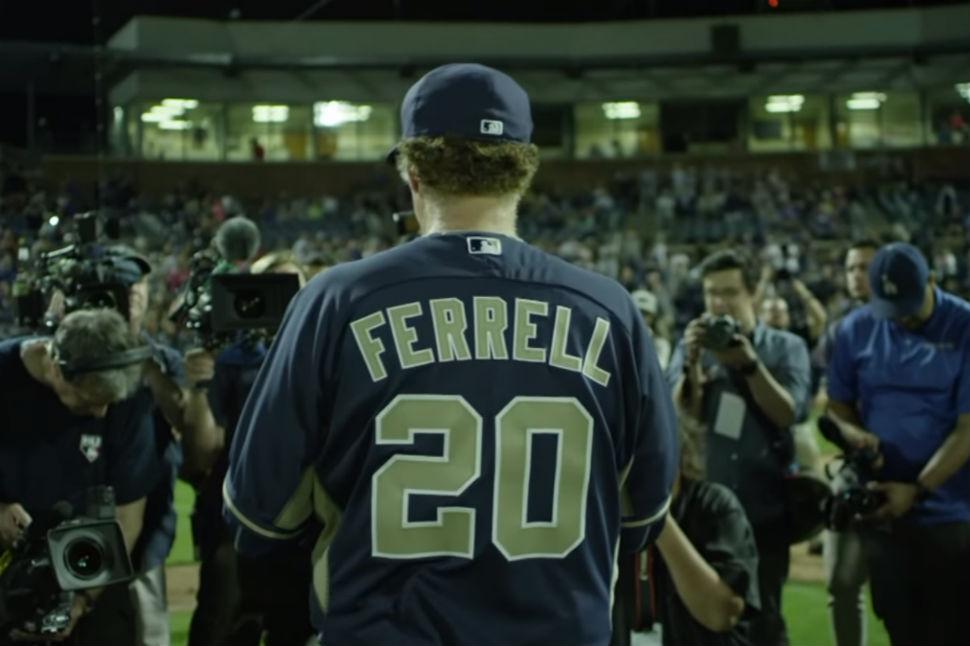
[[3, 4, 968, 103]]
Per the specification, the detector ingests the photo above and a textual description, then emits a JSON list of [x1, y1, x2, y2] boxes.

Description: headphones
[[55, 345, 154, 381]]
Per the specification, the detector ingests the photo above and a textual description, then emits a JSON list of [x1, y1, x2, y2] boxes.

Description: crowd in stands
[[3, 161, 969, 353]]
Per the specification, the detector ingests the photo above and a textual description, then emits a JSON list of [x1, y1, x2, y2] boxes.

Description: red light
[[769, 0, 779, 7]]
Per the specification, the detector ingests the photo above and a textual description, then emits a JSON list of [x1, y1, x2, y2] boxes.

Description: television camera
[[169, 248, 299, 351], [818, 416, 887, 531], [11, 212, 133, 330], [0, 487, 133, 637]]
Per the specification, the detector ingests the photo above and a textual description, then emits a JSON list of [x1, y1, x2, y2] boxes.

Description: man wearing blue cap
[[223, 63, 677, 645], [826, 242, 970, 646]]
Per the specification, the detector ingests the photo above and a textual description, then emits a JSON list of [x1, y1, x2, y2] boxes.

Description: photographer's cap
[[389, 63, 533, 163], [868, 243, 929, 319]]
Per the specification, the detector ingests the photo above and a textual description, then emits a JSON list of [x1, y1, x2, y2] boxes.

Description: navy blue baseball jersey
[[224, 232, 678, 646]]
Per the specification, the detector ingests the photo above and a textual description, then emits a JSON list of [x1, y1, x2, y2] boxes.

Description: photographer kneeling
[[668, 250, 811, 646], [0, 308, 160, 644], [826, 243, 970, 646]]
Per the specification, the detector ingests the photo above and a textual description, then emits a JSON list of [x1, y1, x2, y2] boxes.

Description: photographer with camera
[[104, 246, 195, 646], [179, 250, 313, 646], [0, 308, 160, 644], [668, 249, 811, 646], [826, 242, 970, 646], [754, 265, 828, 346]]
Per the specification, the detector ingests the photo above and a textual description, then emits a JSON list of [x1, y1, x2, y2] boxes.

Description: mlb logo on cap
[[480, 119, 504, 136]]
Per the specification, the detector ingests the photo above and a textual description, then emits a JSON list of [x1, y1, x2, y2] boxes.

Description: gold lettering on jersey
[[430, 298, 472, 362], [387, 302, 435, 370], [582, 317, 612, 387], [549, 306, 583, 373], [474, 296, 509, 360], [512, 298, 548, 363], [351, 298, 614, 387], [350, 311, 388, 382]]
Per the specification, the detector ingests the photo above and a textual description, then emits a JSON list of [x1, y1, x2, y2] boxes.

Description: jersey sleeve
[[222, 284, 332, 555], [620, 318, 679, 552]]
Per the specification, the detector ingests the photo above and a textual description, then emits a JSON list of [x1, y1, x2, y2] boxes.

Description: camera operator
[[668, 249, 811, 646], [826, 243, 970, 646], [180, 251, 313, 646], [813, 238, 877, 646], [0, 308, 160, 644], [106, 246, 195, 646], [755, 266, 827, 346]]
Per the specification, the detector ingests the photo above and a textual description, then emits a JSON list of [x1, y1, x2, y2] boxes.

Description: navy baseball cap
[[868, 243, 929, 319], [388, 63, 533, 163]]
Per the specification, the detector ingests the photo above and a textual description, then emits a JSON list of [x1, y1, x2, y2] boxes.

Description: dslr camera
[[817, 417, 887, 531], [0, 486, 133, 636], [700, 314, 741, 351]]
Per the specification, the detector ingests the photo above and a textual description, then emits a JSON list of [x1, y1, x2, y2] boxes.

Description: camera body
[[701, 315, 741, 351], [170, 249, 299, 350], [817, 418, 887, 531], [0, 487, 134, 636], [13, 212, 130, 330]]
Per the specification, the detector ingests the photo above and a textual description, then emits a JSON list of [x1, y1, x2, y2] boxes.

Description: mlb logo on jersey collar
[[467, 236, 503, 255]]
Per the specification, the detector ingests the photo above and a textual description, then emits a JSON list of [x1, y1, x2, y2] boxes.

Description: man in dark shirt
[[668, 249, 811, 646], [653, 476, 761, 646], [0, 308, 160, 644]]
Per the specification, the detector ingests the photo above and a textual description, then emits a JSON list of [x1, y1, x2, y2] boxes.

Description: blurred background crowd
[[4, 160, 969, 356]]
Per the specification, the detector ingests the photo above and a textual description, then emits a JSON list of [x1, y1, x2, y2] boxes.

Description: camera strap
[[57, 346, 154, 380]]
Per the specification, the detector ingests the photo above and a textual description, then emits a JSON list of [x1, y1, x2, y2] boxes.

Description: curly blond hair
[[396, 136, 539, 198]]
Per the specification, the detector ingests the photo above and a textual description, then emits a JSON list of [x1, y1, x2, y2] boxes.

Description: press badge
[[713, 392, 746, 440]]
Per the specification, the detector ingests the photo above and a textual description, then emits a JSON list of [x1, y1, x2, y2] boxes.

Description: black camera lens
[[233, 290, 266, 319], [64, 537, 104, 579]]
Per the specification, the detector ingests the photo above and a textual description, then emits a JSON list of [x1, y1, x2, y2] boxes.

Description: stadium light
[[48, 216, 59, 227], [957, 83, 970, 101], [141, 103, 186, 123], [158, 120, 191, 130], [162, 98, 199, 109], [765, 95, 804, 113], [252, 105, 290, 123], [846, 92, 886, 111], [314, 101, 373, 127], [602, 102, 641, 120]]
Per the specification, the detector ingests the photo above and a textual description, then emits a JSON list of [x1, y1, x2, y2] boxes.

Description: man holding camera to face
[[668, 249, 811, 646], [826, 243, 970, 646], [0, 308, 161, 645]]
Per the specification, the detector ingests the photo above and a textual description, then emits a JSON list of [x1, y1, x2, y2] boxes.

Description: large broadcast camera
[[818, 417, 887, 531], [0, 487, 133, 636], [169, 248, 299, 351], [11, 212, 131, 330]]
